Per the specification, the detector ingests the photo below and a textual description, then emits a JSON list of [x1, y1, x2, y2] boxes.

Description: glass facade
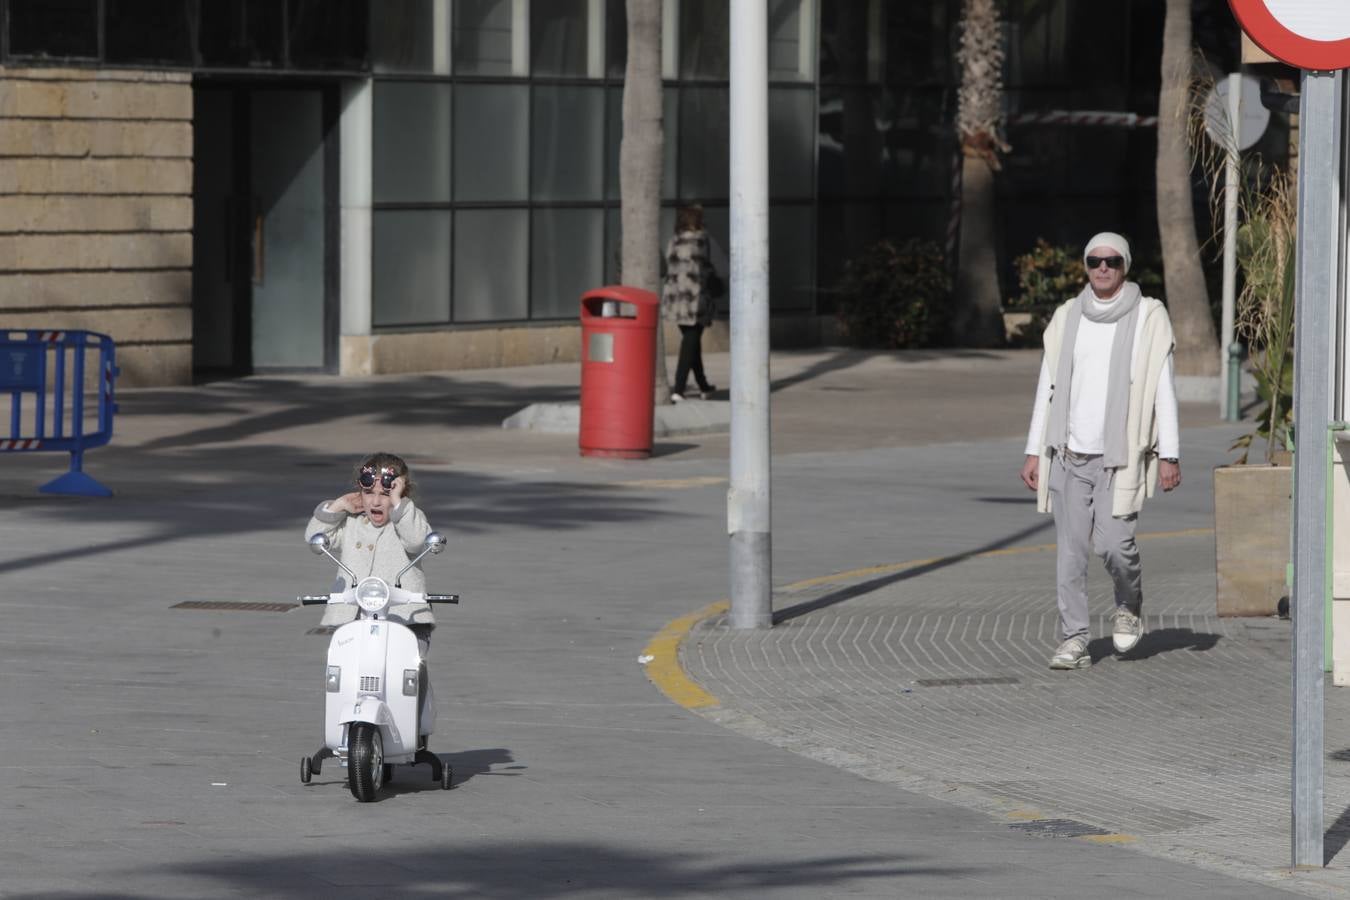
[[0, 0, 1210, 334]]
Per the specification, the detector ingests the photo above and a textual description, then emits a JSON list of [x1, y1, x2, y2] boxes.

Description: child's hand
[[389, 476, 406, 507], [332, 491, 363, 515]]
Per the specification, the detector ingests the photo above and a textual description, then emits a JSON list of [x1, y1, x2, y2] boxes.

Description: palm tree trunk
[[1156, 0, 1219, 376], [620, 0, 669, 404], [954, 155, 1004, 345], [953, 0, 1007, 348]]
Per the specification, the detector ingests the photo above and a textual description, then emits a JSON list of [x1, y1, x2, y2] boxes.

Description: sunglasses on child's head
[[359, 465, 397, 490], [1086, 255, 1125, 270]]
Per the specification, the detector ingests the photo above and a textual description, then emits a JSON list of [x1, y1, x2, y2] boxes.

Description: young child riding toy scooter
[[307, 453, 439, 646], [299, 452, 456, 800]]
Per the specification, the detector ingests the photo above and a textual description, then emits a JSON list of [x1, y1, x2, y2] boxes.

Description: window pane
[[454, 85, 528, 201], [105, 0, 194, 64], [199, 0, 283, 67], [371, 0, 450, 73], [882, 2, 953, 86], [771, 204, 814, 310], [678, 88, 729, 199], [882, 88, 950, 199], [605, 87, 677, 201], [680, 0, 729, 80], [373, 210, 451, 326], [9, 0, 98, 58], [374, 82, 452, 203], [817, 202, 882, 309], [770, 88, 814, 199], [454, 0, 518, 75], [532, 209, 603, 319], [288, 0, 369, 70], [605, 0, 626, 79], [768, 0, 813, 82], [533, 86, 604, 202], [532, 0, 590, 77], [819, 1, 872, 84], [454, 209, 527, 321], [817, 86, 881, 199]]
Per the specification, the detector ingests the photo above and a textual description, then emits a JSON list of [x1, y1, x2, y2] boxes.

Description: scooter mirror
[[308, 533, 331, 555], [424, 532, 447, 555]]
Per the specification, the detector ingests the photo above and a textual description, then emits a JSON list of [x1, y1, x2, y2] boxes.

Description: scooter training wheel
[[300, 756, 312, 784]]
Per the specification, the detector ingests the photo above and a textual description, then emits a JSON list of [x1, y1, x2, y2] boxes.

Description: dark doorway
[[192, 83, 339, 376]]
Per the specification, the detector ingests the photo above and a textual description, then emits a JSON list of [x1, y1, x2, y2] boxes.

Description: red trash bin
[[579, 286, 658, 459]]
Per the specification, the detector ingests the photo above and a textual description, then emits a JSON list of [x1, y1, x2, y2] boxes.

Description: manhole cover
[[1009, 819, 1110, 838], [915, 676, 1020, 687], [171, 601, 296, 612]]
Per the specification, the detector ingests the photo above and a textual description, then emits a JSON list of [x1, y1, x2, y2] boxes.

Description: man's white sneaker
[[1048, 635, 1091, 670], [1111, 608, 1143, 654]]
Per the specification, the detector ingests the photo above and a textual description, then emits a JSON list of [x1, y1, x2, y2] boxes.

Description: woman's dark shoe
[[697, 383, 717, 398]]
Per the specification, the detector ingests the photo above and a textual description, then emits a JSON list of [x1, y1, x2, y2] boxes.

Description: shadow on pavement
[[1088, 628, 1221, 663], [773, 518, 1054, 623], [25, 845, 970, 899], [0, 448, 675, 577], [128, 375, 580, 451], [1326, 806, 1350, 865]]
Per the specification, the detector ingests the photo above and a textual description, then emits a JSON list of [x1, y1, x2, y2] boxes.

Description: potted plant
[[1212, 167, 1295, 617]]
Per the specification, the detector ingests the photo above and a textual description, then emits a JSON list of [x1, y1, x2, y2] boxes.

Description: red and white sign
[[1229, 1, 1350, 70]]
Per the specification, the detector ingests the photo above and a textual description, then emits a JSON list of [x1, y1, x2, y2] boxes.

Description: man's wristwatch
[[1160, 457, 1179, 464]]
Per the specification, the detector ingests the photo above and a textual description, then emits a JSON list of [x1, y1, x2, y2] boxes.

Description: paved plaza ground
[[0, 348, 1334, 897]]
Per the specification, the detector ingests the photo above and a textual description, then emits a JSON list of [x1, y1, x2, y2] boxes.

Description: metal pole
[[728, 0, 772, 629], [1221, 72, 1241, 421], [1291, 68, 1339, 869]]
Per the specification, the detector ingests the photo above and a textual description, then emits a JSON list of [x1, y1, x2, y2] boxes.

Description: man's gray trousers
[[1048, 451, 1142, 641]]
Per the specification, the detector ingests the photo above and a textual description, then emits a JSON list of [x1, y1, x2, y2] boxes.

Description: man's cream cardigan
[[1032, 296, 1176, 518]]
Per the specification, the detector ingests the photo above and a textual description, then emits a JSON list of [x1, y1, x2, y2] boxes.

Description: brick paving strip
[[669, 531, 1350, 898]]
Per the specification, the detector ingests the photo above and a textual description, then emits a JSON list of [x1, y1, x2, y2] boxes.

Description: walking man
[[1019, 232, 1181, 669]]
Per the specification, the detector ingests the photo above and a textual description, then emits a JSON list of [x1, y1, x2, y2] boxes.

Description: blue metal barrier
[[0, 330, 119, 497]]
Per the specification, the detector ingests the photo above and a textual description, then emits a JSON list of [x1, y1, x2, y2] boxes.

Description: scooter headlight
[[355, 577, 390, 613]]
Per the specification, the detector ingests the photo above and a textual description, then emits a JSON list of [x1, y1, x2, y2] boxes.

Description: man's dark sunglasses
[[359, 465, 397, 490], [1086, 255, 1125, 270]]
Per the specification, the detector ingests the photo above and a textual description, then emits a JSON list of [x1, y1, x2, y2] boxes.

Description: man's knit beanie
[[1083, 232, 1132, 274]]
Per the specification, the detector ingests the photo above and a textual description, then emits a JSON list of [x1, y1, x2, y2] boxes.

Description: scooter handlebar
[[297, 595, 330, 605], [426, 594, 460, 604]]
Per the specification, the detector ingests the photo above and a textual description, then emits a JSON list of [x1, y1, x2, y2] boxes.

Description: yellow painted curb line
[[643, 526, 1216, 712], [642, 600, 729, 709], [1081, 833, 1138, 845]]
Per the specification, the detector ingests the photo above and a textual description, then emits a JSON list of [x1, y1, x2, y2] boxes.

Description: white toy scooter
[[298, 531, 458, 801]]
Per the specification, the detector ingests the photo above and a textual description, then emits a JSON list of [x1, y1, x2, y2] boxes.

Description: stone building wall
[[0, 67, 193, 387]]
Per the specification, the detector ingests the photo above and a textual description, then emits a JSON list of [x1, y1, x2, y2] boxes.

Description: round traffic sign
[[1229, 0, 1350, 70]]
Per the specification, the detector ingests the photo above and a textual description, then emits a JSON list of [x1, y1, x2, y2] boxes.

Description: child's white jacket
[[305, 498, 436, 627]]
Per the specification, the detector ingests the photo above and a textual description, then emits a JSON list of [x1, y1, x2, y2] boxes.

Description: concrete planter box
[[1214, 462, 1292, 616]]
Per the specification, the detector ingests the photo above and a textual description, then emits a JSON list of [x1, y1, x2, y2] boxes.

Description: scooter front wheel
[[348, 723, 385, 802], [300, 756, 312, 784]]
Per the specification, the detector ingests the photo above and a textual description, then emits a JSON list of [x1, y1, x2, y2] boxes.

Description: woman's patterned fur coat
[[661, 229, 716, 327]]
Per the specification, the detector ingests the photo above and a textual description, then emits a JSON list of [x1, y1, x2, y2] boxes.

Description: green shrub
[[835, 239, 950, 349], [1009, 240, 1085, 310]]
